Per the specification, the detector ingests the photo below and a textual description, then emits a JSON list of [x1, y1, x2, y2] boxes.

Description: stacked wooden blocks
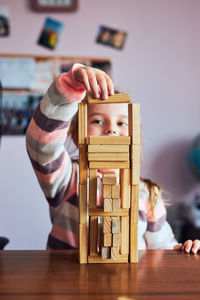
[[78, 93, 140, 263], [99, 172, 121, 260], [88, 135, 130, 263], [102, 172, 120, 212], [100, 215, 121, 260]]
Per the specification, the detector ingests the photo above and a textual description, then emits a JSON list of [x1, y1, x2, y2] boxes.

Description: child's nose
[[105, 129, 117, 135], [105, 124, 118, 136]]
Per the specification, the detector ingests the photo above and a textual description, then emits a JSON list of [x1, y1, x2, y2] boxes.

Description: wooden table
[[0, 250, 200, 299]]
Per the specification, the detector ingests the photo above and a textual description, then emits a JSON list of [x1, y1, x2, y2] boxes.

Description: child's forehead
[[88, 103, 128, 116]]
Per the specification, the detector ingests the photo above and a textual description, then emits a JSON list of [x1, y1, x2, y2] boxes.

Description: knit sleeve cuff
[[55, 63, 86, 103]]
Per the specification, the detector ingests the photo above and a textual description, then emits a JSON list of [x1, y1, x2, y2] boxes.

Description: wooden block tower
[[78, 93, 140, 263]]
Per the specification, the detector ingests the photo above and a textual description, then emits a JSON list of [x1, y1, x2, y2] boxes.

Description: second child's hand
[[74, 66, 114, 100], [174, 239, 200, 253]]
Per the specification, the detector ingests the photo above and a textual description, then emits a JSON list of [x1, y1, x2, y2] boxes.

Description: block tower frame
[[78, 94, 140, 263]]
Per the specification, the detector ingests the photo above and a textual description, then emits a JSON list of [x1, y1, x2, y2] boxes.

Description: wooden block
[[120, 169, 130, 208], [128, 103, 133, 139], [128, 103, 140, 145], [112, 198, 121, 212], [102, 172, 117, 185], [131, 185, 139, 224], [89, 136, 131, 145], [88, 144, 129, 153], [103, 185, 111, 198], [101, 247, 111, 259], [103, 198, 112, 212], [131, 144, 140, 185], [103, 171, 116, 176], [90, 161, 130, 169], [112, 184, 120, 198], [88, 93, 130, 104], [89, 169, 97, 209], [101, 216, 112, 233], [121, 216, 129, 255], [113, 233, 121, 247], [89, 208, 129, 217], [79, 223, 88, 264], [89, 216, 98, 256], [88, 254, 128, 263], [112, 217, 120, 233], [79, 184, 87, 224], [79, 144, 87, 184], [130, 185, 139, 263], [78, 102, 87, 145], [111, 247, 120, 260], [132, 103, 140, 145], [88, 152, 129, 161], [130, 223, 138, 263], [103, 233, 112, 247]]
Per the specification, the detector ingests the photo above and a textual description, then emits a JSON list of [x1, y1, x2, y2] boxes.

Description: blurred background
[[0, 0, 199, 249]]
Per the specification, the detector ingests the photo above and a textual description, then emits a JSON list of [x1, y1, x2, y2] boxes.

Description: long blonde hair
[[140, 178, 162, 215]]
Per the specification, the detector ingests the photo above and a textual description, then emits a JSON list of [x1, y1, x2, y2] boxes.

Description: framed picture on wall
[[31, 0, 78, 12], [96, 25, 127, 50], [0, 6, 10, 36], [37, 17, 64, 50]]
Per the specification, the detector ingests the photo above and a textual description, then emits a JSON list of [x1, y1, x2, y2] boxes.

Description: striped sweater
[[26, 63, 177, 250]]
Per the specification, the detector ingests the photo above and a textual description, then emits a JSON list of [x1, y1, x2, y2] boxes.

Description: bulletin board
[[0, 54, 111, 135]]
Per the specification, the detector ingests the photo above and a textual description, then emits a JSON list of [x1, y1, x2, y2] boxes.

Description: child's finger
[[191, 239, 200, 254], [96, 74, 108, 100], [173, 243, 182, 250], [105, 74, 114, 96], [88, 71, 99, 98], [80, 70, 90, 91], [183, 240, 193, 253]]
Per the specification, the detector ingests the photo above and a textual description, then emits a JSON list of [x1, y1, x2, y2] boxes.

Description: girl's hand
[[74, 66, 114, 100], [174, 239, 200, 253]]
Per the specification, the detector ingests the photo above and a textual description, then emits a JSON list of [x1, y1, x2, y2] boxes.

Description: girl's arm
[[26, 63, 86, 207], [26, 64, 114, 208]]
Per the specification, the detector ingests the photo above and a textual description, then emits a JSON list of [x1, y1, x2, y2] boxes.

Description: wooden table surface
[[0, 250, 200, 300]]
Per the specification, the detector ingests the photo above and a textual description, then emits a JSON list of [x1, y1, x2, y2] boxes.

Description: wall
[[0, 0, 199, 249]]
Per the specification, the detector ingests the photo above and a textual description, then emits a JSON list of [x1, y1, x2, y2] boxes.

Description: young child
[[26, 64, 200, 254]]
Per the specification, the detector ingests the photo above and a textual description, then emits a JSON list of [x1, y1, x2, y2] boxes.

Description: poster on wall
[[0, 6, 10, 37], [38, 17, 64, 50], [0, 57, 35, 89], [0, 55, 112, 135], [96, 25, 127, 50]]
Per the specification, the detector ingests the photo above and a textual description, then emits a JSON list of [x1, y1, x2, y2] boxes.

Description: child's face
[[87, 103, 128, 137]]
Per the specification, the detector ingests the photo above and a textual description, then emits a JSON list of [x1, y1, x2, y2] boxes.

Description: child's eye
[[91, 119, 104, 125], [118, 122, 128, 126]]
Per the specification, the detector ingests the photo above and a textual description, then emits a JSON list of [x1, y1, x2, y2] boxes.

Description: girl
[[26, 64, 200, 253]]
